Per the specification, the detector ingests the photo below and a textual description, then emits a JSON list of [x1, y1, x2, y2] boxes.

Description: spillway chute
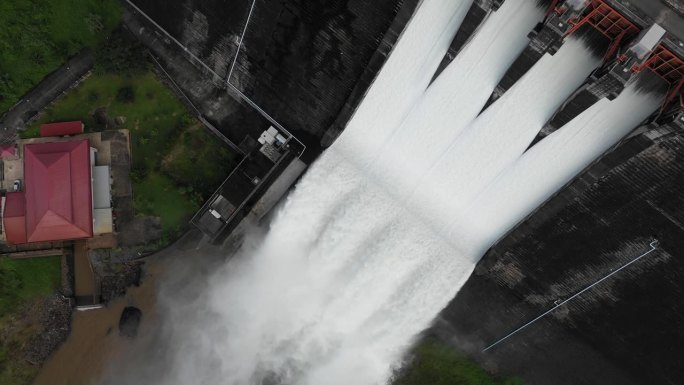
[[483, 0, 640, 110], [539, 24, 684, 140]]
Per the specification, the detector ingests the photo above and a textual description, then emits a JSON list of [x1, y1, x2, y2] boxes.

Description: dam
[[111, 0, 684, 384]]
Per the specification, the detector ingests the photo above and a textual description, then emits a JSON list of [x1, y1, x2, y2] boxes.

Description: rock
[[93, 107, 109, 126], [25, 295, 71, 364], [119, 306, 142, 338], [100, 261, 143, 303]]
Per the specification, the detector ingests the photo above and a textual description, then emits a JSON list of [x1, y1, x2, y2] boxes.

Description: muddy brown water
[[33, 257, 163, 385]]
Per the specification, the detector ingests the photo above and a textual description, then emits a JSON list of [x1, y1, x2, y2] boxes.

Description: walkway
[[0, 50, 94, 145]]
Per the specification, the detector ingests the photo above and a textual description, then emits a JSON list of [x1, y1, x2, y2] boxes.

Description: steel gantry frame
[[564, 0, 640, 60]]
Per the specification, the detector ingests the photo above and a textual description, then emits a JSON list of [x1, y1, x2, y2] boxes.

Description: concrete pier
[[430, 0, 498, 82]]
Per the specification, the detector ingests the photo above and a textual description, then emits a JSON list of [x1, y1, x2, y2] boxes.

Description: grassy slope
[[25, 72, 190, 170], [392, 339, 523, 385], [133, 172, 198, 234], [0, 256, 61, 315], [25, 71, 236, 237], [0, 0, 121, 113], [0, 256, 62, 385]]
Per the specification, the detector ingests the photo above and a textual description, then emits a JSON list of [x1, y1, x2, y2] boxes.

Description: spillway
[[403, 36, 602, 244], [462, 77, 666, 249], [121, 1, 671, 385], [337, 0, 473, 166]]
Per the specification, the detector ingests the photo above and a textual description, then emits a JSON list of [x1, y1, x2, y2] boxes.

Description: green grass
[[26, 70, 238, 240], [162, 125, 236, 197], [0, 256, 61, 316], [0, 256, 62, 385], [392, 339, 523, 385], [0, 0, 122, 113], [133, 172, 199, 235], [25, 72, 189, 171]]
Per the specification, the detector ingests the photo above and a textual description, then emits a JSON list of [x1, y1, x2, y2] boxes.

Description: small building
[[258, 126, 288, 162], [3, 139, 93, 244], [40, 121, 84, 137], [0, 144, 17, 159], [92, 165, 113, 235]]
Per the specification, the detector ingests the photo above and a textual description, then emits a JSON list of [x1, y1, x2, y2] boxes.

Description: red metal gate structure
[[632, 44, 684, 111], [564, 0, 640, 60]]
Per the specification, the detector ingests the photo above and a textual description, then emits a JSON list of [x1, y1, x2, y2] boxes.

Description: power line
[[482, 240, 659, 352], [228, 0, 257, 82]]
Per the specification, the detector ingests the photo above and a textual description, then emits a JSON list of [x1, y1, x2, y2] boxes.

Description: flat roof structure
[[40, 121, 84, 137], [3, 139, 93, 244], [93, 166, 111, 209], [93, 208, 113, 235]]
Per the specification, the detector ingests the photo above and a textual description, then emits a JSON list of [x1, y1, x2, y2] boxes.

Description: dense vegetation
[[391, 339, 523, 385], [0, 0, 121, 113], [25, 37, 236, 238], [0, 256, 62, 385]]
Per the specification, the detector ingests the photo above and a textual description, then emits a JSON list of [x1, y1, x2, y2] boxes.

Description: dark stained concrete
[[230, 0, 408, 138], [432, 127, 684, 385], [622, 0, 684, 40], [128, 0, 415, 161]]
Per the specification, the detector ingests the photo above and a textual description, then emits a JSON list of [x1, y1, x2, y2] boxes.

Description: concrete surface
[[434, 129, 684, 385]]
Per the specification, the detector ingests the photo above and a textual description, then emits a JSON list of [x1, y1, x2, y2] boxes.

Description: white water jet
[[358, 0, 545, 187], [105, 1, 666, 384], [460, 83, 664, 249], [405, 37, 602, 245], [337, 0, 473, 165]]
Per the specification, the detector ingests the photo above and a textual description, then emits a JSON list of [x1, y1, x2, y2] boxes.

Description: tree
[[95, 29, 147, 75]]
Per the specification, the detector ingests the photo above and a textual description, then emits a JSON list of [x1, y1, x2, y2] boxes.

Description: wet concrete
[[123, 8, 271, 149], [432, 129, 684, 385], [127, 0, 414, 160]]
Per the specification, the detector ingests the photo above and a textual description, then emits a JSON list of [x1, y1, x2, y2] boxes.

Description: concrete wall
[[433, 127, 684, 385]]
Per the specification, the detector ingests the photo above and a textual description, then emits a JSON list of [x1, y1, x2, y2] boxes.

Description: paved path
[[0, 50, 94, 145]]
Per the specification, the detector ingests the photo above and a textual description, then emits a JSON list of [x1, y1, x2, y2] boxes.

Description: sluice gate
[[484, 0, 640, 109], [441, 0, 684, 143], [541, 29, 684, 139]]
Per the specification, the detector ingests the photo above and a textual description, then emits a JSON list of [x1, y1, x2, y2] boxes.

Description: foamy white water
[[113, 2, 665, 385], [139, 1, 483, 384], [459, 83, 664, 248]]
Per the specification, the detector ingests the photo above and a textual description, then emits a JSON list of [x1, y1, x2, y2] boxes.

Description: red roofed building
[[3, 139, 93, 244], [40, 121, 84, 137], [0, 145, 16, 158], [3, 192, 27, 244]]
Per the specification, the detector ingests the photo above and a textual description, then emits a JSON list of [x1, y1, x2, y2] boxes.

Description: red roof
[[3, 192, 27, 244], [40, 121, 84, 137], [3, 139, 93, 244], [0, 145, 16, 158]]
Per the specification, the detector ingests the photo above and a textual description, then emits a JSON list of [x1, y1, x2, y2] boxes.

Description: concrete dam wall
[[129, 0, 418, 160], [124, 0, 684, 383], [433, 126, 684, 384]]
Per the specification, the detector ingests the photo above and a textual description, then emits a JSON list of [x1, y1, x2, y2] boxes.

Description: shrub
[[116, 86, 135, 103], [95, 29, 147, 75]]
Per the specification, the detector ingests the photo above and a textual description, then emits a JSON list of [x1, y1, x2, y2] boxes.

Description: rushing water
[[464, 81, 665, 248], [404, 37, 602, 243], [105, 1, 665, 384], [344, 0, 545, 173]]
